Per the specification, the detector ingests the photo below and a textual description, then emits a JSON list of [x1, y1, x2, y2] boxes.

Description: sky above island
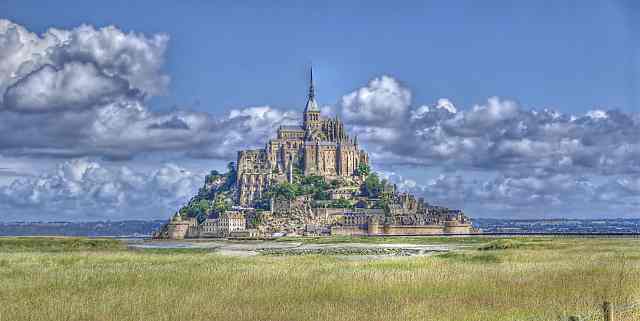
[[0, 0, 638, 221]]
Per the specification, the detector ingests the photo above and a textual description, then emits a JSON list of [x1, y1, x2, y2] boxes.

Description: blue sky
[[0, 1, 638, 220], [3, 1, 638, 115]]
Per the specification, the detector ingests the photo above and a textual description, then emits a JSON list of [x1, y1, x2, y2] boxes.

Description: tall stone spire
[[309, 66, 315, 100], [304, 66, 319, 112]]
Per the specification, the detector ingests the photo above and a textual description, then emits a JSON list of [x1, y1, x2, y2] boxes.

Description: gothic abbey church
[[236, 69, 369, 206]]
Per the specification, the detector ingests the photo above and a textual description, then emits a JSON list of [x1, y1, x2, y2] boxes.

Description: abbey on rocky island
[[237, 68, 369, 206], [155, 68, 475, 240]]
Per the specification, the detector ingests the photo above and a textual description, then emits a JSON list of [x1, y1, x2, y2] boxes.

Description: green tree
[[300, 175, 328, 198], [212, 195, 231, 214], [197, 199, 210, 212], [183, 203, 202, 218], [268, 182, 298, 201], [329, 198, 354, 209], [301, 175, 325, 187], [205, 170, 222, 184], [313, 190, 329, 201], [292, 167, 303, 183], [223, 162, 237, 189], [356, 163, 370, 177], [362, 173, 383, 197]]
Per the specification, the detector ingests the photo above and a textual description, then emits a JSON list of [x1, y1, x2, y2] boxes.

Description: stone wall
[[443, 221, 473, 234], [383, 224, 447, 235], [330, 223, 472, 236], [166, 222, 190, 239], [312, 207, 347, 217], [330, 226, 368, 236]]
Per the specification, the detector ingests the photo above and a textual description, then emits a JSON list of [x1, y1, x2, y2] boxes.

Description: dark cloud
[[4, 63, 137, 112], [147, 116, 190, 130]]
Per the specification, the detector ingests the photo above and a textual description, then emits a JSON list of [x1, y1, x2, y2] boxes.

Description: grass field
[[1, 237, 639, 321]]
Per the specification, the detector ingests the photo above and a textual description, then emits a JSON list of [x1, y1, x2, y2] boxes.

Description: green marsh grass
[[0, 237, 639, 321], [0, 237, 125, 252]]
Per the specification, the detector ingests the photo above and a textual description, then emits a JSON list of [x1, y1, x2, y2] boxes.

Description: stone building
[[155, 67, 475, 240], [237, 68, 369, 206], [199, 211, 246, 237]]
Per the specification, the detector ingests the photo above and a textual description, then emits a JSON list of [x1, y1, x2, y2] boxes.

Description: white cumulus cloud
[[0, 158, 203, 221], [340, 75, 411, 125]]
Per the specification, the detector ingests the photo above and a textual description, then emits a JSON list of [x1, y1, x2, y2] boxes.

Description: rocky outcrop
[[256, 196, 332, 236]]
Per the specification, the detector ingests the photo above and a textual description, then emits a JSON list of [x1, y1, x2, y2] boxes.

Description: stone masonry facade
[[237, 68, 369, 206]]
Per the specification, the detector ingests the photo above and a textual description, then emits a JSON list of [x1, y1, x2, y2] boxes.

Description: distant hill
[[0, 220, 166, 237], [474, 218, 640, 234]]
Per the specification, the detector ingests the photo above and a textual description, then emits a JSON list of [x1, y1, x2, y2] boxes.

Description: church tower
[[303, 67, 321, 130]]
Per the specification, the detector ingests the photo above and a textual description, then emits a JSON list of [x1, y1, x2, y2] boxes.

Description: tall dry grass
[[0, 238, 639, 321]]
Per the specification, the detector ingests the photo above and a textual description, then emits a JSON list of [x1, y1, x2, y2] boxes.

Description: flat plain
[[0, 236, 639, 321]]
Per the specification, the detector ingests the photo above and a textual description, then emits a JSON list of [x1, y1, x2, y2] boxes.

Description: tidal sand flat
[[128, 239, 457, 257]]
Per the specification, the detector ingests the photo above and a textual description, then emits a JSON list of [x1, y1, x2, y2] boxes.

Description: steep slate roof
[[280, 125, 304, 131]]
